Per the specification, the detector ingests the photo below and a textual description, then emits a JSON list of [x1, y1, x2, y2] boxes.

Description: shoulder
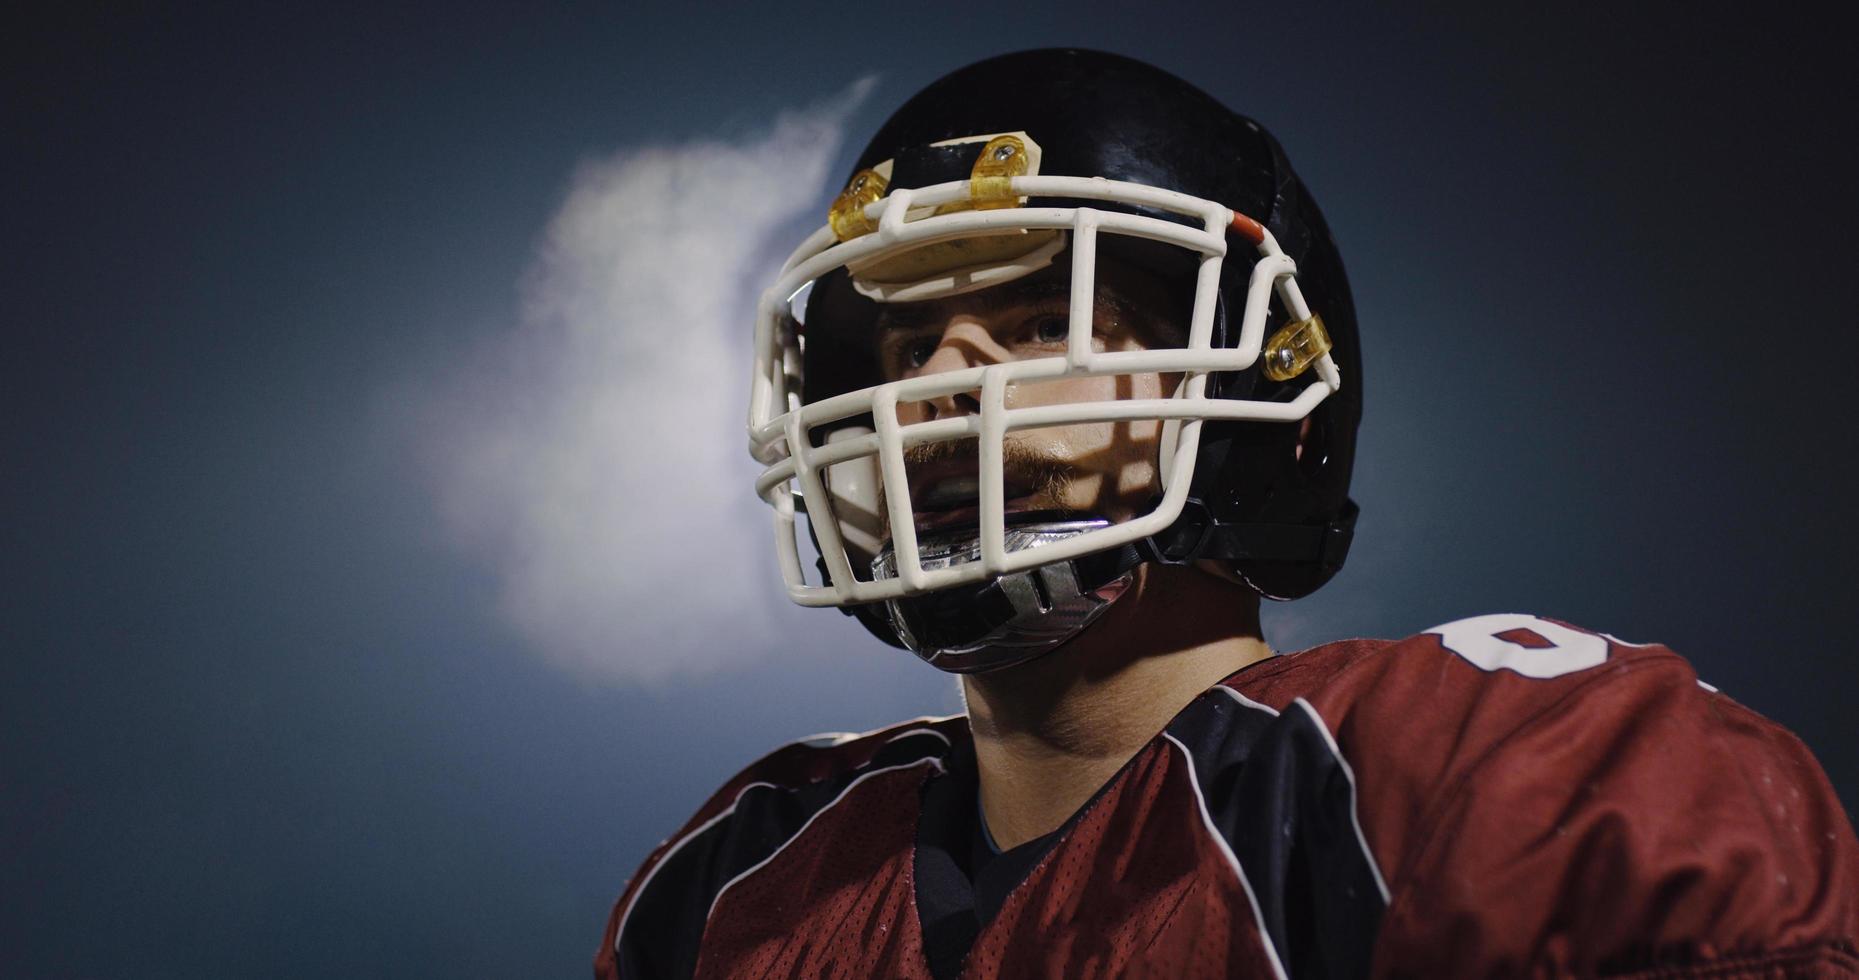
[[1227, 613, 1859, 975], [1235, 611, 1699, 713], [1229, 612, 1750, 786], [1226, 611, 1829, 848], [647, 714, 963, 837], [1226, 613, 1826, 836], [594, 715, 965, 980]]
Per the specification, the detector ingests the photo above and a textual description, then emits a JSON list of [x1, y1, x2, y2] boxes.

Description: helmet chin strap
[[860, 497, 1357, 673], [871, 512, 1145, 674]]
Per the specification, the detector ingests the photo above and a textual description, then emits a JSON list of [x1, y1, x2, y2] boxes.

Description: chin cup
[[870, 516, 1137, 674]]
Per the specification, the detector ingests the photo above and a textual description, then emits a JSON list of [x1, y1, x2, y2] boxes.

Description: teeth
[[919, 477, 979, 510]]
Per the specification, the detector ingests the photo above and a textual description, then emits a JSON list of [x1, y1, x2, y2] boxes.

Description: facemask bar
[[749, 175, 1341, 608]]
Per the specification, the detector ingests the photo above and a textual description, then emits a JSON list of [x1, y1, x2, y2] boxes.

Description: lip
[[906, 458, 1045, 530], [913, 494, 1043, 532], [907, 459, 979, 496]]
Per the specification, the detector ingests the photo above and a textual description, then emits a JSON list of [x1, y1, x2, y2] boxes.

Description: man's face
[[872, 254, 1187, 539]]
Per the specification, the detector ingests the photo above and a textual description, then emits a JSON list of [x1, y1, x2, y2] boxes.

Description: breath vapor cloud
[[429, 79, 874, 685]]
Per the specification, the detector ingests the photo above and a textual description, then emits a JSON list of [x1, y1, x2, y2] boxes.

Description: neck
[[960, 562, 1271, 849]]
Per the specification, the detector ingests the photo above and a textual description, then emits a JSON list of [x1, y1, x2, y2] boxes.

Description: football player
[[598, 50, 1858, 978]]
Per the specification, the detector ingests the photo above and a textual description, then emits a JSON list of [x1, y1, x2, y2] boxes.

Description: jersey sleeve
[[592, 717, 962, 980], [592, 746, 783, 980], [1358, 620, 1859, 976]]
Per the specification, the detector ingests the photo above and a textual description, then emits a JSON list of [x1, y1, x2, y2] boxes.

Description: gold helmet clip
[[1262, 313, 1332, 382], [829, 169, 888, 242]]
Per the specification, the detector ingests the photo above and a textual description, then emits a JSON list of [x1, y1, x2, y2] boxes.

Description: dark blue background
[[6, 4, 1853, 976]]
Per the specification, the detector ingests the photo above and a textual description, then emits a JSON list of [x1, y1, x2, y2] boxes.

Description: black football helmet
[[747, 49, 1361, 671]]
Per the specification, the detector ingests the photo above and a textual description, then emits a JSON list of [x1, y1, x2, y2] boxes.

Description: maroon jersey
[[596, 615, 1859, 978]]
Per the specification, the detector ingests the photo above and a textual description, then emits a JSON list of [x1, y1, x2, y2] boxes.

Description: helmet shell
[[802, 48, 1362, 612]]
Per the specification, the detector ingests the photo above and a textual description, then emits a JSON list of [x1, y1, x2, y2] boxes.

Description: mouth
[[907, 465, 1047, 532]]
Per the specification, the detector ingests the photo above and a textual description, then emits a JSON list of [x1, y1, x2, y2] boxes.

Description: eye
[[902, 335, 939, 369], [1031, 315, 1069, 345]]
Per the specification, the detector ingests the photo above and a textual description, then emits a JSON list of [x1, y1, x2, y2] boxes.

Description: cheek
[[1003, 375, 1112, 409], [1002, 372, 1170, 409], [1003, 373, 1171, 457]]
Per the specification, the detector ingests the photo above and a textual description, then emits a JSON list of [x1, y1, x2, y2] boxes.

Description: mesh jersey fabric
[[597, 617, 1859, 979]]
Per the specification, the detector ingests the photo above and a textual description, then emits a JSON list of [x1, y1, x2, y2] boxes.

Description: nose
[[911, 319, 1010, 421]]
